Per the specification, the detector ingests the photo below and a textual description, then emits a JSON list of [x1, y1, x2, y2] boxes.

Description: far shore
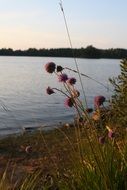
[[0, 46, 127, 59]]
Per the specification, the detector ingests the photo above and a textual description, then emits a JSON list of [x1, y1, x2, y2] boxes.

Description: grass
[[0, 122, 126, 190], [0, 126, 81, 187]]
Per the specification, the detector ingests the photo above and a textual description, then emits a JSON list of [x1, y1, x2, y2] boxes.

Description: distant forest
[[0, 45, 127, 59]]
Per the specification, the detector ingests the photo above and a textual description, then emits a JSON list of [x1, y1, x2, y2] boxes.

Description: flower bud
[[45, 62, 56, 73]]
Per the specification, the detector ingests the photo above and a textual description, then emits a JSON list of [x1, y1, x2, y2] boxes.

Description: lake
[[0, 56, 120, 136]]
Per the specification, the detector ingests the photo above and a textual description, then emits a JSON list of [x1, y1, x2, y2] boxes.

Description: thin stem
[[59, 0, 88, 108], [65, 67, 113, 92], [53, 87, 69, 97], [39, 131, 58, 171]]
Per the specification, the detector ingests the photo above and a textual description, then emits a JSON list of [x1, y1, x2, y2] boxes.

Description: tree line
[[0, 45, 127, 59]]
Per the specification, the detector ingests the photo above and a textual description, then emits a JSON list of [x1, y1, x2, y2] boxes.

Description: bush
[[109, 59, 127, 127]]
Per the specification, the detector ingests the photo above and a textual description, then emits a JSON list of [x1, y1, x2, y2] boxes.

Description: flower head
[[64, 97, 74, 107], [94, 96, 106, 107], [58, 73, 68, 82], [67, 77, 76, 85], [108, 130, 115, 139], [57, 65, 63, 72], [99, 136, 105, 144], [46, 87, 55, 95], [106, 126, 115, 139], [45, 62, 56, 73]]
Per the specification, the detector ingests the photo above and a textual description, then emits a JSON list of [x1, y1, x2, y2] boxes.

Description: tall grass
[[43, 60, 127, 190]]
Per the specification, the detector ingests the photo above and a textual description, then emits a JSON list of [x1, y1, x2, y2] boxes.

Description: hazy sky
[[0, 0, 127, 49]]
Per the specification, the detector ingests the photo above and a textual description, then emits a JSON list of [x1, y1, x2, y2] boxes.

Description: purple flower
[[57, 65, 63, 72], [67, 78, 76, 85], [46, 87, 55, 95], [64, 98, 74, 107], [94, 96, 106, 107], [99, 136, 105, 144], [45, 62, 56, 73], [108, 130, 115, 139], [58, 73, 68, 82]]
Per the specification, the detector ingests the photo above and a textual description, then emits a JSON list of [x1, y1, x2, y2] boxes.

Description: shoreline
[[0, 55, 123, 59], [0, 122, 73, 139]]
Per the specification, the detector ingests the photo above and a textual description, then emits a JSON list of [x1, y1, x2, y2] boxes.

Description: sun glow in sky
[[0, 0, 127, 49]]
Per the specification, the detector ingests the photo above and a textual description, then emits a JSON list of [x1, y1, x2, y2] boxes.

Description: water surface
[[0, 56, 120, 136]]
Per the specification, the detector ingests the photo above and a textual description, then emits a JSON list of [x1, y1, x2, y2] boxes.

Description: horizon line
[[0, 46, 127, 51]]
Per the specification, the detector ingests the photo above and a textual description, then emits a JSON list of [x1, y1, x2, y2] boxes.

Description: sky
[[0, 0, 127, 50]]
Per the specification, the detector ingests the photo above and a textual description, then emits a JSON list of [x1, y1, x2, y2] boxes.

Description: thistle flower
[[94, 96, 106, 107], [46, 87, 55, 95], [57, 65, 63, 72], [108, 130, 115, 139], [58, 73, 68, 82], [45, 62, 56, 73], [106, 126, 115, 139], [99, 136, 105, 144], [67, 77, 76, 85], [64, 97, 74, 107]]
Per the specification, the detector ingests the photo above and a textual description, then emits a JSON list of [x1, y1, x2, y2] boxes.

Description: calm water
[[0, 56, 120, 136]]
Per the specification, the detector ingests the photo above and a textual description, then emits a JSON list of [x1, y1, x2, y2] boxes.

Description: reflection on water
[[0, 56, 120, 136]]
